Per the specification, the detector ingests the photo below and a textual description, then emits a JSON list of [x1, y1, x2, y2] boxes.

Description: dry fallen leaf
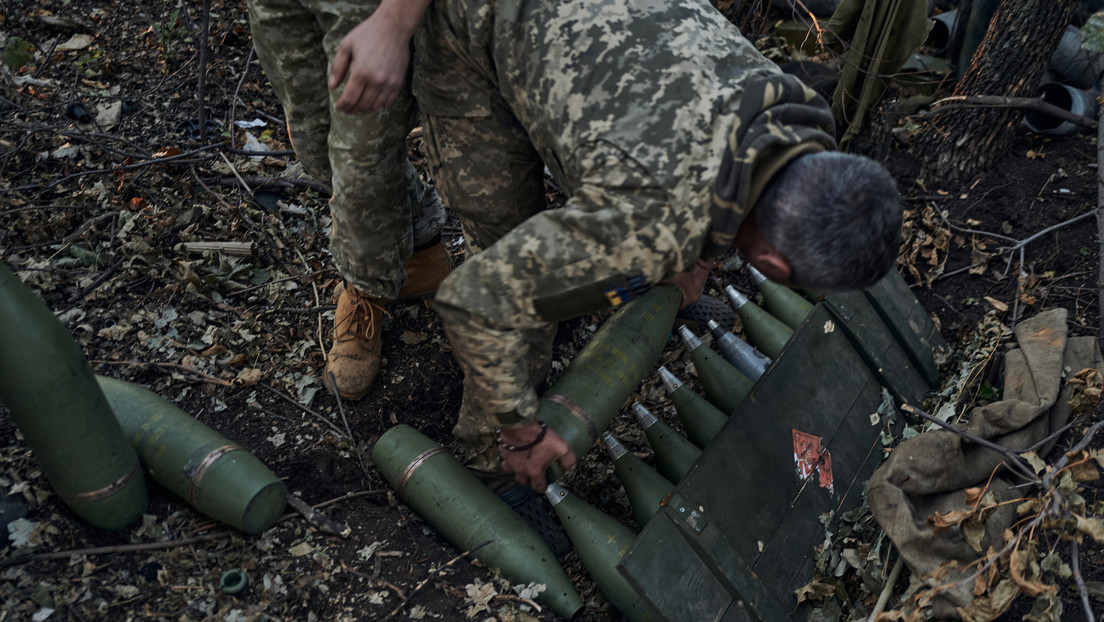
[[983, 296, 1008, 312]]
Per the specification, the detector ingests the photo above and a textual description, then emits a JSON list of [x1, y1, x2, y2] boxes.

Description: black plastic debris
[[175, 118, 222, 140], [65, 102, 92, 123]]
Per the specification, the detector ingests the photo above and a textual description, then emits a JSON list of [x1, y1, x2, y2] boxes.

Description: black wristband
[[498, 421, 548, 452]]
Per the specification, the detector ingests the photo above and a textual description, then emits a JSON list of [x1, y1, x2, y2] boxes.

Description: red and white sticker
[[792, 429, 833, 493]]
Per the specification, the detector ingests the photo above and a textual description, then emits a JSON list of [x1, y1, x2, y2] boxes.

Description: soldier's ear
[[748, 250, 792, 284], [734, 213, 793, 284]]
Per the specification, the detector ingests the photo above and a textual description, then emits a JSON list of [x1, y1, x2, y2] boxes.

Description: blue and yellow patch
[[604, 275, 649, 307]]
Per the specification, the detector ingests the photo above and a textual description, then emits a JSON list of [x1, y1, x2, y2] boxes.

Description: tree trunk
[[915, 0, 1078, 187]]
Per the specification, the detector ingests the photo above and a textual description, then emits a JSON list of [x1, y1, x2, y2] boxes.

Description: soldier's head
[[736, 151, 902, 292]]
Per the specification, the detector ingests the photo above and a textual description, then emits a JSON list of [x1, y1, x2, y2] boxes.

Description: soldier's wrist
[[497, 421, 548, 452]]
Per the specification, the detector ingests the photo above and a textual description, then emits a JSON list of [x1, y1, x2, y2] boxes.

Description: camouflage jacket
[[415, 0, 837, 260]]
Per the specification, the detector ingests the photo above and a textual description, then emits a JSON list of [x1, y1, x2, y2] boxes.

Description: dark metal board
[[620, 304, 900, 620], [862, 270, 947, 387], [822, 289, 931, 406]]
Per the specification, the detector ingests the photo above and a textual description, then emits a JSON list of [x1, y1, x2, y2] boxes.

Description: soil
[[0, 1, 1102, 621]]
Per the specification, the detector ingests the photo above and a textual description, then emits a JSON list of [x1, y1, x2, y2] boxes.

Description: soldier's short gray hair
[[755, 151, 902, 292]]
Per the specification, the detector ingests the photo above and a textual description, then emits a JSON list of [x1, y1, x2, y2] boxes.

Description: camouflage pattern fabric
[[706, 75, 836, 258], [414, 0, 835, 464], [247, 0, 445, 300]]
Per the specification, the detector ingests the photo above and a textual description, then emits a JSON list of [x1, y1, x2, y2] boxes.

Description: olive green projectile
[[676, 326, 752, 416], [748, 265, 814, 330], [658, 366, 728, 448], [373, 425, 584, 621], [706, 319, 772, 381], [542, 284, 681, 482], [0, 262, 148, 530], [724, 285, 793, 359], [545, 483, 659, 622], [602, 432, 674, 529], [96, 376, 288, 534], [630, 403, 701, 483]]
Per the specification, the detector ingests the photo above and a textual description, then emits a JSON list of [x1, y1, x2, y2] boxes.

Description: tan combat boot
[[397, 239, 451, 301], [323, 283, 386, 400], [323, 242, 450, 401]]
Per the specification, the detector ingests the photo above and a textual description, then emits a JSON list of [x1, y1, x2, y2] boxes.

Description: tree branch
[[927, 94, 1098, 129]]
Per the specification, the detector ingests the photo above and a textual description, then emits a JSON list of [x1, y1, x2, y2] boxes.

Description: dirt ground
[[1, 0, 1103, 621]]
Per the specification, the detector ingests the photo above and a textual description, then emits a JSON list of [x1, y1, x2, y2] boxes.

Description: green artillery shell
[[96, 376, 287, 534], [373, 425, 584, 621], [0, 262, 147, 530], [706, 319, 772, 381], [541, 284, 681, 482], [602, 432, 674, 529], [676, 326, 752, 416], [630, 403, 701, 483], [658, 366, 728, 448], [544, 483, 658, 622], [748, 265, 814, 330], [724, 285, 794, 359]]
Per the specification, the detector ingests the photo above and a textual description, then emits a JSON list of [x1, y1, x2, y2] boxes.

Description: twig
[[491, 593, 542, 613], [327, 371, 373, 486], [1098, 95, 1104, 342], [292, 246, 325, 357], [341, 562, 407, 597], [90, 359, 232, 387], [868, 554, 904, 622], [928, 418, 1103, 603], [286, 494, 351, 537], [1071, 539, 1098, 622], [0, 532, 230, 568], [900, 404, 1039, 483], [386, 540, 493, 618], [230, 47, 254, 150], [218, 151, 253, 194], [223, 270, 325, 298], [926, 95, 1098, 129], [1010, 247, 1025, 331], [2, 144, 223, 194], [191, 166, 237, 212], [196, 0, 211, 143], [257, 381, 344, 435], [999, 208, 1098, 253], [69, 256, 123, 303], [312, 490, 386, 510], [1022, 419, 1079, 454], [200, 175, 329, 195]]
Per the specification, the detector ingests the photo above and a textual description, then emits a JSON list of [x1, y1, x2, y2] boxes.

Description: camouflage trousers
[[247, 0, 445, 300], [415, 4, 706, 477]]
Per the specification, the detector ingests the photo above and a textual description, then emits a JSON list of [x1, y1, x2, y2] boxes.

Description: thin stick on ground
[[386, 540, 493, 619], [926, 95, 1098, 130], [0, 532, 231, 569], [868, 553, 904, 622], [1071, 539, 1097, 622], [900, 404, 1040, 483], [256, 380, 361, 441], [1098, 95, 1104, 342], [327, 372, 374, 486]]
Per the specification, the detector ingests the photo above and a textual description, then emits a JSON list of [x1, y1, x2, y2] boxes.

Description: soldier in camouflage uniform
[[247, 0, 449, 400], [414, 0, 903, 492]]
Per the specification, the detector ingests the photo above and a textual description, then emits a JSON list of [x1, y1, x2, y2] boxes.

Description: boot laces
[[335, 287, 389, 343]]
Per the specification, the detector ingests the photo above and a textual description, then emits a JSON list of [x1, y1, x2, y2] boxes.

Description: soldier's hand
[[498, 421, 575, 493], [329, 12, 409, 114], [659, 258, 712, 309]]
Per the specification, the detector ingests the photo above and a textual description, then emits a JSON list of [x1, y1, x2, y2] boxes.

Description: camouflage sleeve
[[435, 140, 709, 430]]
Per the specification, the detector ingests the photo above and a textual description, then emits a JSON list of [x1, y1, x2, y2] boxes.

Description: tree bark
[[915, 0, 1078, 187]]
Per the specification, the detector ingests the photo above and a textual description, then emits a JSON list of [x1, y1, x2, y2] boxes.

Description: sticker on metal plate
[[792, 429, 834, 494]]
